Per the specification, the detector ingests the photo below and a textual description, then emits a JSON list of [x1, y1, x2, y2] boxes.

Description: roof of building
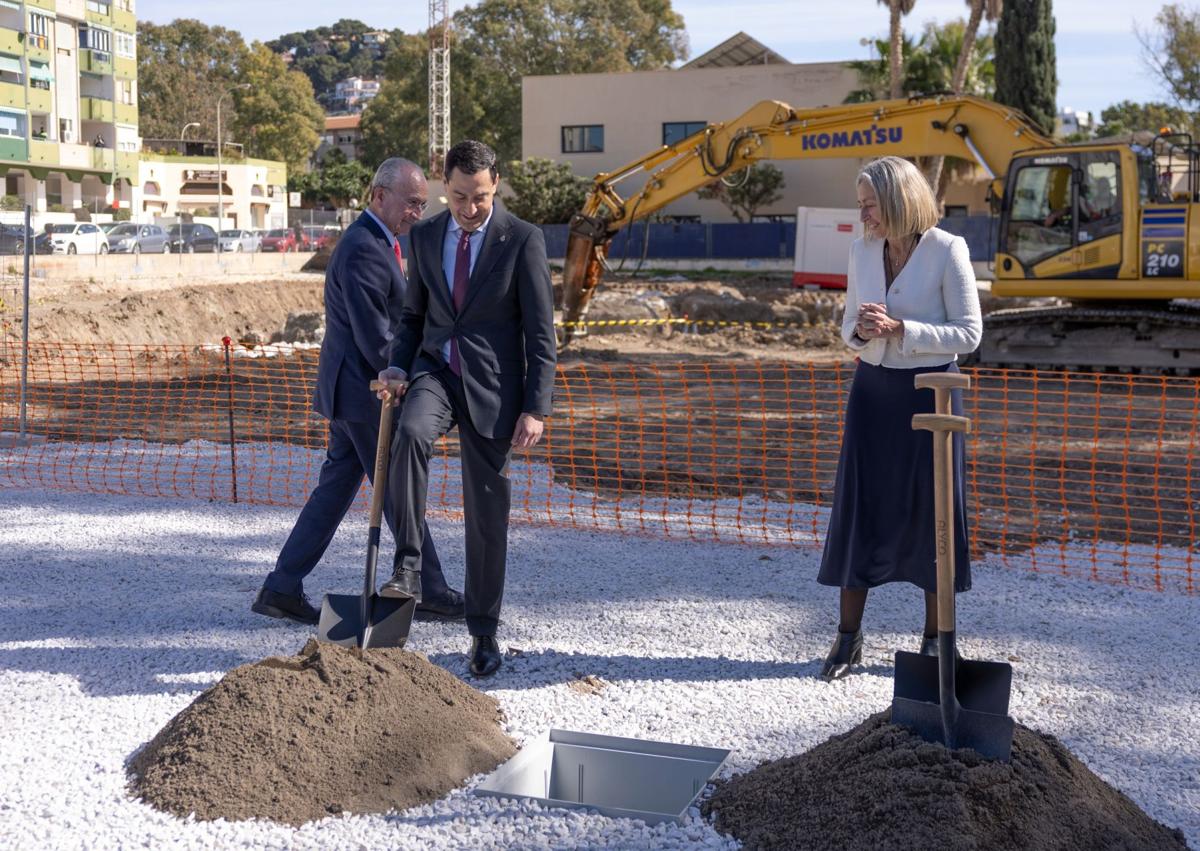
[[324, 114, 362, 131], [682, 32, 789, 69]]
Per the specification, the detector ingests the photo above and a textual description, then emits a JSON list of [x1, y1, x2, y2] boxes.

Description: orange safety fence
[[1, 341, 1197, 594]]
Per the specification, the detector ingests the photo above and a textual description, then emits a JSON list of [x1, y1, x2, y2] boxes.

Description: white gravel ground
[[0, 482, 1197, 850]]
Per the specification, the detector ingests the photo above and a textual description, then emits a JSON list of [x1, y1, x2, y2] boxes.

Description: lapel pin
[[499, 234, 507, 243]]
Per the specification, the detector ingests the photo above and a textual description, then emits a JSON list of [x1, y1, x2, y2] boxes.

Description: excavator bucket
[[561, 214, 610, 348]]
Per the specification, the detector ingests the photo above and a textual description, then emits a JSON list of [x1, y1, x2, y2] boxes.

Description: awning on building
[[0, 1, 22, 11], [29, 62, 53, 83], [0, 55, 22, 75]]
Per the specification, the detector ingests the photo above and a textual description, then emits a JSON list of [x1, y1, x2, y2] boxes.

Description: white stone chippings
[[0, 483, 1197, 850]]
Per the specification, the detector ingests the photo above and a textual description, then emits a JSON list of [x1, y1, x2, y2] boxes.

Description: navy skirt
[[817, 360, 972, 594]]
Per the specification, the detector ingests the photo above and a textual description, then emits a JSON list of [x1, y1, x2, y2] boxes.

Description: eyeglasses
[[379, 186, 428, 212]]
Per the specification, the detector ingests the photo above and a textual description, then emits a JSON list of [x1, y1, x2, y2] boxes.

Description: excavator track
[[974, 303, 1200, 374]]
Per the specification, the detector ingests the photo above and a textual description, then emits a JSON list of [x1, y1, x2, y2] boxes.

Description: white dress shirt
[[841, 227, 983, 368]]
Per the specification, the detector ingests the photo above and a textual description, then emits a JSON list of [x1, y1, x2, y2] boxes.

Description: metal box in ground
[[474, 729, 731, 825]]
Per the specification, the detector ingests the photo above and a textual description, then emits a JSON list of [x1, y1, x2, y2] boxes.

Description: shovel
[[316, 380, 415, 649], [891, 372, 1014, 761]]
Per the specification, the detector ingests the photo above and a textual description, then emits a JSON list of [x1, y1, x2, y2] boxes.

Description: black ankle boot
[[820, 629, 863, 681]]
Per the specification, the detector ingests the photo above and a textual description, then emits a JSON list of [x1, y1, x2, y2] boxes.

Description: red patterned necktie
[[392, 240, 402, 266], [449, 229, 471, 376]]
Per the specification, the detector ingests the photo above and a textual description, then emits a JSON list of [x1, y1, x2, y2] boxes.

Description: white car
[[49, 223, 108, 255], [219, 229, 260, 253]]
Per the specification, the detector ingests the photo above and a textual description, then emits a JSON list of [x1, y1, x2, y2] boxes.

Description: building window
[[118, 78, 134, 105], [0, 54, 22, 86], [117, 0, 133, 11], [115, 31, 135, 59], [27, 12, 50, 49], [79, 26, 112, 55], [86, 1, 112, 14], [561, 125, 603, 153], [60, 118, 73, 143], [0, 112, 27, 138], [29, 62, 52, 90], [663, 121, 706, 147]]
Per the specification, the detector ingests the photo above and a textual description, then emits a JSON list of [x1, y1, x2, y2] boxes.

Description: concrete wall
[[8, 248, 312, 283], [522, 62, 865, 222]]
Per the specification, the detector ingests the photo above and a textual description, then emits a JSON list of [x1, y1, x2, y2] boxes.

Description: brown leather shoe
[[379, 568, 422, 603]]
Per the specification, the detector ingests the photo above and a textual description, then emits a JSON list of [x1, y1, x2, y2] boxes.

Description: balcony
[[79, 49, 112, 76], [27, 85, 52, 114], [92, 146, 114, 171], [27, 0, 56, 10], [114, 101, 136, 125], [0, 80, 22, 110], [114, 8, 136, 33], [60, 143, 92, 169], [0, 29, 22, 56], [28, 139, 58, 166], [80, 96, 113, 122], [0, 136, 28, 163], [115, 150, 136, 179]]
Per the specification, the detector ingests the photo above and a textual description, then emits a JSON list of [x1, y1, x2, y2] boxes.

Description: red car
[[261, 228, 297, 252], [307, 226, 340, 251]]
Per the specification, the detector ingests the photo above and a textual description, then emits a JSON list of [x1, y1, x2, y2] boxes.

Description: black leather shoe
[[251, 587, 319, 625], [819, 629, 863, 681], [415, 588, 465, 621], [919, 634, 962, 661], [469, 635, 502, 677], [379, 569, 422, 603]]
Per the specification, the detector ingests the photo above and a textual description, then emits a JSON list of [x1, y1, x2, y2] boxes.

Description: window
[[117, 0, 133, 11], [60, 118, 74, 143], [79, 26, 112, 54], [663, 121, 706, 147], [86, 1, 112, 14], [118, 78, 133, 105], [115, 31, 135, 59], [561, 125, 603, 153], [1006, 163, 1073, 266], [29, 62, 52, 91], [0, 54, 22, 86], [0, 111, 26, 138], [27, 12, 50, 49]]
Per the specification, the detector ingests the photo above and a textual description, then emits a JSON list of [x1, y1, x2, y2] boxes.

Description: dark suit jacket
[[312, 212, 406, 424], [389, 202, 557, 440]]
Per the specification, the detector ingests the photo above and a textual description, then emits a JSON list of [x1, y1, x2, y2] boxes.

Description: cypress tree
[[994, 0, 1058, 136]]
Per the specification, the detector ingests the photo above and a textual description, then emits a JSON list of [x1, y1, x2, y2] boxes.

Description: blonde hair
[[857, 156, 940, 241]]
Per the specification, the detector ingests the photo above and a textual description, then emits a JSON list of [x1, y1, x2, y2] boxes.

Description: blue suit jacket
[[312, 213, 406, 424]]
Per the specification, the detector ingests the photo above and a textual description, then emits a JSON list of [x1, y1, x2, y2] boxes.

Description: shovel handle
[[369, 388, 394, 530]]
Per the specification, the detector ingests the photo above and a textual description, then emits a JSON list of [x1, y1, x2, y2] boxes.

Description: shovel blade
[[891, 650, 1015, 762], [316, 592, 415, 649]]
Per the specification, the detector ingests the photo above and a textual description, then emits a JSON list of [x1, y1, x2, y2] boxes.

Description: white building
[[135, 153, 287, 229]]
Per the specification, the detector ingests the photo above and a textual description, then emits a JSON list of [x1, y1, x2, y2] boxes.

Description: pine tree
[[994, 0, 1057, 136]]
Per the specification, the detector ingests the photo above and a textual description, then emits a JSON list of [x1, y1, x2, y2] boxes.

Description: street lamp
[[216, 84, 250, 235], [180, 121, 200, 147]]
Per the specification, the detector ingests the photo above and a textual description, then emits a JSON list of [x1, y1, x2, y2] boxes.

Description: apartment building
[[0, 0, 139, 214]]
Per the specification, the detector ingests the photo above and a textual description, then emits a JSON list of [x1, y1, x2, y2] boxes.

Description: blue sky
[[138, 0, 1165, 119]]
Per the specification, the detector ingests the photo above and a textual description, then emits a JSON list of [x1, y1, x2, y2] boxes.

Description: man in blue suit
[[253, 158, 464, 625]]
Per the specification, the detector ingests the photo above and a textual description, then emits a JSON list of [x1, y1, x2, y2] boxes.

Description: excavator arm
[[560, 94, 1053, 345]]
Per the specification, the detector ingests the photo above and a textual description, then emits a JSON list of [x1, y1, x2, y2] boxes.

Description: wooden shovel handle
[[912, 413, 970, 433], [915, 373, 971, 392]]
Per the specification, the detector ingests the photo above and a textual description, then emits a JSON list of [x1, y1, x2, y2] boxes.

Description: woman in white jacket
[[818, 156, 983, 681]]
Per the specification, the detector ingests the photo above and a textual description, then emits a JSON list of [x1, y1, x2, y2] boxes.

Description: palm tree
[[927, 0, 1002, 196], [879, 0, 918, 99]]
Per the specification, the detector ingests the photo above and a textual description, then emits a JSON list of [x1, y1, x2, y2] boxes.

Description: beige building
[[522, 35, 864, 222], [135, 153, 287, 230]]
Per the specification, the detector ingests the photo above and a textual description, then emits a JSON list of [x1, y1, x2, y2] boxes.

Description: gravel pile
[[705, 711, 1189, 851], [130, 639, 515, 825]]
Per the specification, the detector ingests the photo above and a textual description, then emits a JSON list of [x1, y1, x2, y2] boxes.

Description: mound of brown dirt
[[129, 639, 516, 825], [703, 711, 1188, 851]]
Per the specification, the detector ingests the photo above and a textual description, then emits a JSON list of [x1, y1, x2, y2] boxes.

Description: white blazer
[[841, 226, 983, 368]]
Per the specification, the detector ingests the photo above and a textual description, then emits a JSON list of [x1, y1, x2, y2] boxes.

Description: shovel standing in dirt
[[316, 380, 415, 649], [891, 372, 1015, 761]]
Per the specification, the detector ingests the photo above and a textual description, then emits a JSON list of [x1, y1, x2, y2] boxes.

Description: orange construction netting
[[1, 341, 1196, 594]]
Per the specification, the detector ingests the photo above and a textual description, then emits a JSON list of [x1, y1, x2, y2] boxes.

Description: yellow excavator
[[561, 94, 1200, 372]]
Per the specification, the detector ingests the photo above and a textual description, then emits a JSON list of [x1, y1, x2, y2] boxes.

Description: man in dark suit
[[252, 157, 464, 625], [376, 140, 556, 677]]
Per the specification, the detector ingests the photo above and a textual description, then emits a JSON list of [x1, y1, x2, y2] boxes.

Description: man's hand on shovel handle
[[373, 369, 408, 406]]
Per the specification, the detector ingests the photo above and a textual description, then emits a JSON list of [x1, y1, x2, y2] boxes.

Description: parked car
[[218, 229, 259, 253], [166, 223, 218, 253], [99, 222, 122, 236], [304, 225, 340, 251], [107, 223, 169, 254], [260, 228, 297, 252], [0, 224, 36, 255], [49, 222, 108, 255]]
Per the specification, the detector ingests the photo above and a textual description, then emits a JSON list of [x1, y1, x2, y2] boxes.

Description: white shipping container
[[793, 206, 860, 289]]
